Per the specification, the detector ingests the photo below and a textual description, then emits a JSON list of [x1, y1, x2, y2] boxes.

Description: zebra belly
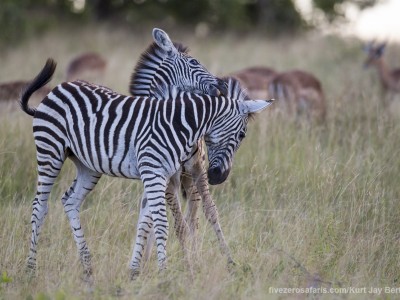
[[68, 145, 140, 179]]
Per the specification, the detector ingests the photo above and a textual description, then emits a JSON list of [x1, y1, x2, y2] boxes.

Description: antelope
[[228, 66, 277, 99], [0, 53, 106, 104], [363, 42, 400, 103], [66, 52, 107, 82], [268, 69, 326, 122], [0, 80, 51, 102]]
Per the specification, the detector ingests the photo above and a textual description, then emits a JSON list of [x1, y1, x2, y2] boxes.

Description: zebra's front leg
[[62, 158, 101, 280], [130, 173, 189, 279], [141, 174, 169, 273], [166, 172, 189, 250], [181, 169, 201, 236], [192, 159, 235, 266], [129, 194, 154, 279]]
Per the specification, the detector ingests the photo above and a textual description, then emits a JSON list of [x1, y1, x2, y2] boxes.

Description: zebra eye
[[239, 131, 246, 140], [190, 58, 199, 66]]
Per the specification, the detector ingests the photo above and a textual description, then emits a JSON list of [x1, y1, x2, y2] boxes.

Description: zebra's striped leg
[[129, 194, 154, 279], [191, 159, 235, 266], [130, 173, 189, 279], [141, 195, 156, 265], [62, 157, 101, 279], [181, 171, 201, 236], [140, 174, 169, 273], [180, 169, 201, 261], [27, 162, 63, 274], [166, 173, 189, 250]]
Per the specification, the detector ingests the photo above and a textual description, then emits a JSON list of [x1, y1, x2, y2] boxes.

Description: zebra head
[[130, 28, 227, 98], [205, 79, 274, 185]]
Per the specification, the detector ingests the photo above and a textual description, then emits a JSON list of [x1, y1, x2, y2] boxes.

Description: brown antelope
[[0, 80, 51, 102], [363, 42, 400, 103], [0, 53, 105, 104], [268, 69, 326, 122], [66, 52, 107, 82], [229, 66, 277, 99]]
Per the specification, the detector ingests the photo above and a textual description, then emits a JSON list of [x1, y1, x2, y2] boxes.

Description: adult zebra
[[21, 58, 273, 279], [129, 29, 235, 273]]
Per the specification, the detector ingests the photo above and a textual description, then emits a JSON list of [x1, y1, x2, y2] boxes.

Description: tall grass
[[1, 25, 400, 299]]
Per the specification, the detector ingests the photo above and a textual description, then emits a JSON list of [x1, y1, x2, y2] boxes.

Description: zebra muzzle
[[207, 166, 230, 185]]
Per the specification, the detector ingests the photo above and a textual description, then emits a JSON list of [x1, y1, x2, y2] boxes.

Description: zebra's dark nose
[[208, 166, 230, 185]]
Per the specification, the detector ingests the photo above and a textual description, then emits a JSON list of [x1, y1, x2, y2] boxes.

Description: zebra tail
[[20, 58, 57, 117]]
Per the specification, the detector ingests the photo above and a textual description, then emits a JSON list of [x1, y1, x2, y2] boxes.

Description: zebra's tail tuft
[[20, 58, 57, 117]]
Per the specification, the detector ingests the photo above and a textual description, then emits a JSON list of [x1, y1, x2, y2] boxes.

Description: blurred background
[[1, 0, 400, 45], [2, 1, 400, 299]]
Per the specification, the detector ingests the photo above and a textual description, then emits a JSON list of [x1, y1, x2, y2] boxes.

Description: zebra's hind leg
[[62, 156, 101, 281], [26, 157, 64, 275]]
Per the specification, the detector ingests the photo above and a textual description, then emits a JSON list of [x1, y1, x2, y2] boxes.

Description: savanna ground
[[1, 24, 400, 299]]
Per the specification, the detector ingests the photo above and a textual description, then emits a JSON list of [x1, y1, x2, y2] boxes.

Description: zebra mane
[[130, 42, 189, 95], [221, 77, 250, 101], [222, 76, 259, 120]]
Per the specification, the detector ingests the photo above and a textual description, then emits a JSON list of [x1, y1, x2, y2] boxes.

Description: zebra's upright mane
[[130, 42, 189, 94], [221, 77, 250, 101]]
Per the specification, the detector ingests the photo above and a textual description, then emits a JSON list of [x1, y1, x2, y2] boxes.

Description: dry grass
[[1, 24, 400, 299]]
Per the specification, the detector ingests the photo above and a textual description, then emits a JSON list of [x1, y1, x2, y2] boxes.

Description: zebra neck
[[185, 95, 232, 143]]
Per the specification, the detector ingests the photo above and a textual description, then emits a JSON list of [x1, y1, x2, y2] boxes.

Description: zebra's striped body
[[22, 58, 273, 278]]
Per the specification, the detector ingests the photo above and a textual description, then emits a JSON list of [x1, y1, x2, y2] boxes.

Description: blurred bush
[[0, 0, 379, 47]]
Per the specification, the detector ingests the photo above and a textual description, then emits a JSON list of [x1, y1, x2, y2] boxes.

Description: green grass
[[1, 24, 400, 299]]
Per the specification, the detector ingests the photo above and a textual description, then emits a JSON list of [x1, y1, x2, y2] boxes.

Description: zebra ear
[[152, 28, 177, 56], [239, 99, 275, 115]]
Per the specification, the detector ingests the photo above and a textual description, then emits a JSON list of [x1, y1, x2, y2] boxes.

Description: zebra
[[21, 58, 273, 279], [130, 28, 227, 97], [129, 29, 237, 272]]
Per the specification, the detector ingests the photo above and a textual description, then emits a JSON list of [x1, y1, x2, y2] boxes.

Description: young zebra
[[130, 28, 227, 97], [129, 28, 235, 271], [21, 58, 273, 279]]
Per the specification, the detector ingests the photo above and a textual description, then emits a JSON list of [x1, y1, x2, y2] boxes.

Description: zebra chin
[[207, 166, 230, 185]]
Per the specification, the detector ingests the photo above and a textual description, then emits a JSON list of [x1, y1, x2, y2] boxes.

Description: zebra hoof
[[82, 269, 94, 286]]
